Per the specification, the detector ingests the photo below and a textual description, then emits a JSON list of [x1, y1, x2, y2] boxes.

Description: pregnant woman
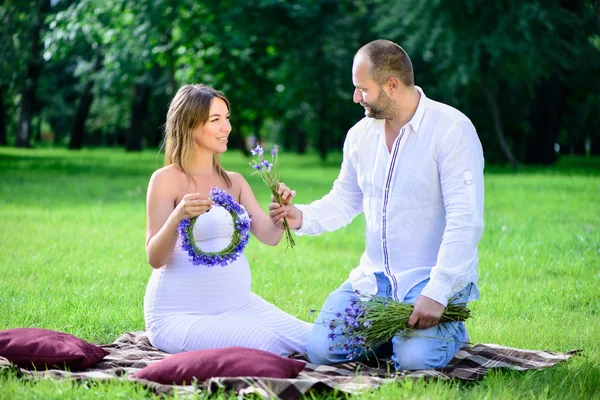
[[143, 84, 311, 355]]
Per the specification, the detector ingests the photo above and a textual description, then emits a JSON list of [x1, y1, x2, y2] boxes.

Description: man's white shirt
[[296, 87, 485, 306]]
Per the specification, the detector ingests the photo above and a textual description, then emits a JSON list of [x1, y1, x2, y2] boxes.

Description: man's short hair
[[356, 40, 414, 87]]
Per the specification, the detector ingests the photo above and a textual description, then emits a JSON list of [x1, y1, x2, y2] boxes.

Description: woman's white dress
[[143, 204, 312, 356]]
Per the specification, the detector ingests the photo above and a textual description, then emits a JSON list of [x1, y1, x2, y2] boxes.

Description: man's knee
[[307, 281, 356, 365], [395, 349, 441, 370], [393, 338, 449, 370], [306, 327, 335, 364]]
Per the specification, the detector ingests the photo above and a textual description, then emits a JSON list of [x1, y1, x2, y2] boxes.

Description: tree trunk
[[163, 0, 177, 98], [525, 78, 562, 165], [16, 71, 37, 148], [0, 85, 6, 146], [250, 117, 261, 155], [232, 117, 250, 156], [68, 80, 95, 150], [317, 48, 328, 161], [126, 84, 151, 151], [16, 0, 50, 148], [167, 46, 176, 98], [69, 53, 103, 150], [113, 90, 125, 146], [295, 127, 306, 154], [281, 121, 292, 150], [234, 117, 243, 149], [34, 114, 42, 143], [317, 101, 328, 160], [591, 135, 600, 155], [50, 115, 62, 145], [483, 88, 518, 170]]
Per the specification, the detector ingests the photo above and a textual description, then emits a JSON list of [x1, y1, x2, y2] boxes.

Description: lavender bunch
[[324, 294, 472, 360], [249, 143, 295, 248]]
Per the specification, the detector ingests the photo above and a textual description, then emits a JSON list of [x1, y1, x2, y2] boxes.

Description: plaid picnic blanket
[[0, 331, 578, 399]]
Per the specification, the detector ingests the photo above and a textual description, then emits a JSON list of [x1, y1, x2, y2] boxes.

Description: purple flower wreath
[[177, 187, 251, 267]]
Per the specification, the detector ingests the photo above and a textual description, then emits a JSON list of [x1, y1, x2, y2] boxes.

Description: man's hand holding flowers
[[268, 183, 302, 230], [408, 296, 446, 329]]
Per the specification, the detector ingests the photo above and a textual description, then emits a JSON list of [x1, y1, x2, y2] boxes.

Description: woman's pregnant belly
[[144, 242, 251, 319]]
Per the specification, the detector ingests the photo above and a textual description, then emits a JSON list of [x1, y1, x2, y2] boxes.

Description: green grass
[[0, 147, 599, 399]]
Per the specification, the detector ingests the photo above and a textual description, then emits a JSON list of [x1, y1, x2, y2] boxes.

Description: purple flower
[[343, 315, 360, 329], [251, 144, 264, 156], [271, 145, 279, 157], [320, 297, 375, 359], [261, 160, 273, 172]]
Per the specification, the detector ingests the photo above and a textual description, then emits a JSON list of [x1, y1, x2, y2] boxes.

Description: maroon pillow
[[0, 328, 109, 370], [131, 346, 306, 384]]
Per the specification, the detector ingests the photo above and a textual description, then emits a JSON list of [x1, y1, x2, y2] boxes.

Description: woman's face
[[193, 97, 231, 154]]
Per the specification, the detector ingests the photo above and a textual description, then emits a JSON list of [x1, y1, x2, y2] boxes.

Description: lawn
[[0, 147, 599, 399]]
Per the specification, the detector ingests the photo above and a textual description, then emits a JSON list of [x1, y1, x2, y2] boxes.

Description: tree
[[1, 2, 31, 146], [15, 0, 51, 148], [45, 0, 112, 149], [255, 0, 374, 159], [377, 0, 600, 166]]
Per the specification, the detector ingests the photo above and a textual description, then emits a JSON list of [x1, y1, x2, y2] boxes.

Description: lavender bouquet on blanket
[[249, 143, 295, 249], [323, 293, 472, 359]]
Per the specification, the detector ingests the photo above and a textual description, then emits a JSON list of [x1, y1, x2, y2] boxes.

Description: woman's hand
[[175, 193, 214, 221], [269, 182, 302, 229], [274, 182, 296, 205]]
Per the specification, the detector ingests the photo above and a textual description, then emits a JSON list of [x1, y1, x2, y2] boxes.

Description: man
[[269, 39, 484, 370]]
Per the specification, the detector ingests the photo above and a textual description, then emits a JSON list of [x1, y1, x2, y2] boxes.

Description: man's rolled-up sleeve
[[420, 121, 485, 306]]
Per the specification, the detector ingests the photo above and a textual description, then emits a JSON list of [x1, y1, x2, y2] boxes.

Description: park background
[[1, 0, 599, 399]]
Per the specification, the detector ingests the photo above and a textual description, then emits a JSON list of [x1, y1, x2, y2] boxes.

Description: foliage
[[375, 0, 600, 164], [1, 0, 599, 162]]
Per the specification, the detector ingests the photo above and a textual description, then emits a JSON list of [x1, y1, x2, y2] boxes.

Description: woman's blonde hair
[[163, 84, 232, 187]]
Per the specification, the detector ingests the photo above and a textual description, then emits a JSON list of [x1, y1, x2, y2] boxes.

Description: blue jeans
[[307, 273, 472, 370]]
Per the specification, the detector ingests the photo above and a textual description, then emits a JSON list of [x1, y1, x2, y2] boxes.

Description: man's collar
[[372, 86, 427, 136], [406, 86, 427, 134]]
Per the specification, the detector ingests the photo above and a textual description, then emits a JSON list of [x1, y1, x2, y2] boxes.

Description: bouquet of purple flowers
[[249, 143, 295, 249], [323, 293, 472, 360]]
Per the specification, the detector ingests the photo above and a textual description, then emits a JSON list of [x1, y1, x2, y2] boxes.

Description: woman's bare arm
[[234, 172, 290, 246], [145, 168, 212, 268]]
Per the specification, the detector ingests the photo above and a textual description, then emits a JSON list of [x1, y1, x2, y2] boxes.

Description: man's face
[[352, 57, 395, 119]]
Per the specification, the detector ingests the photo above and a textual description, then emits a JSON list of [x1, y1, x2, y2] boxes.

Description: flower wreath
[[178, 187, 251, 267]]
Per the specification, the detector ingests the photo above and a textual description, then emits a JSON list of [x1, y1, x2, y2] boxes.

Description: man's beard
[[361, 87, 396, 120]]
